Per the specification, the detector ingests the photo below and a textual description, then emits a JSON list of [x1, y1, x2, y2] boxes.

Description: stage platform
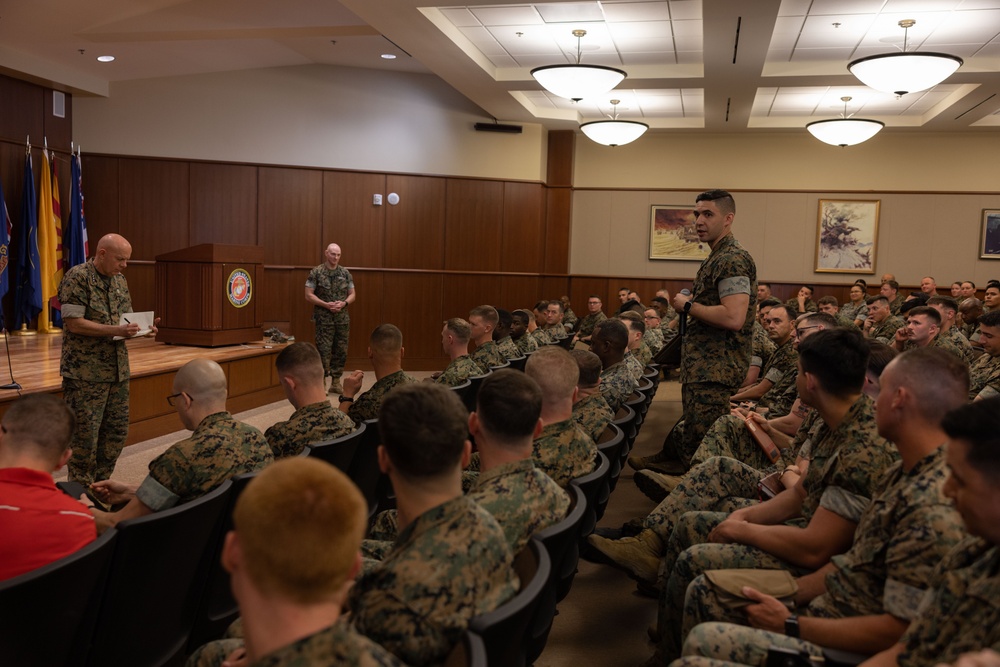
[[0, 333, 285, 446]]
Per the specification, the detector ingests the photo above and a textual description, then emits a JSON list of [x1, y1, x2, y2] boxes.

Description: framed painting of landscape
[[649, 205, 710, 261], [815, 199, 880, 274]]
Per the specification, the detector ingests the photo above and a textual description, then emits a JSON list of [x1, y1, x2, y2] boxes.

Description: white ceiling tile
[[470, 6, 544, 26], [977, 42, 1000, 57], [638, 96, 684, 113], [535, 2, 605, 23], [925, 10, 1000, 43], [791, 47, 857, 61], [458, 26, 509, 56], [607, 20, 673, 41], [672, 21, 703, 49], [601, 2, 672, 23], [618, 37, 676, 52], [808, 0, 885, 15], [488, 54, 520, 67], [621, 51, 677, 64], [489, 25, 561, 56], [639, 88, 682, 96], [583, 52, 626, 65], [881, 0, 963, 11], [513, 53, 573, 67], [439, 8, 481, 27], [914, 42, 982, 57], [798, 15, 874, 48], [767, 48, 795, 62], [676, 50, 702, 63], [668, 0, 702, 20], [778, 0, 812, 17], [958, 0, 1000, 8], [858, 12, 950, 47]]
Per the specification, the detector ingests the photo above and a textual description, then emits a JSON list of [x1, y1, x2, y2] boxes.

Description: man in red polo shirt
[[0, 394, 96, 581]]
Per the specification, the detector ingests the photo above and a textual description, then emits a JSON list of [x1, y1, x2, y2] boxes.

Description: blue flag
[[0, 177, 10, 329], [65, 153, 89, 268], [14, 152, 42, 329]]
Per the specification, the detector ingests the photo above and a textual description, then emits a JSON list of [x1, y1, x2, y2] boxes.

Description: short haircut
[[866, 341, 897, 378], [469, 305, 499, 328], [588, 294, 602, 301], [233, 457, 366, 604], [883, 280, 899, 291], [759, 282, 771, 290], [801, 285, 815, 295], [570, 349, 603, 387], [797, 328, 868, 398], [963, 280, 976, 289], [927, 296, 959, 313], [370, 324, 403, 355], [770, 305, 796, 322], [618, 286, 630, 293], [534, 300, 550, 313], [867, 295, 889, 306], [525, 346, 579, 405], [378, 383, 468, 480], [758, 297, 782, 309], [275, 342, 324, 384], [816, 295, 838, 307], [906, 306, 941, 325], [512, 310, 531, 325], [3, 395, 74, 462], [979, 310, 1000, 328], [942, 397, 1000, 480], [695, 189, 735, 216], [496, 308, 513, 330], [175, 358, 228, 404], [651, 296, 669, 307], [444, 317, 471, 343], [618, 310, 641, 323], [547, 300, 563, 313], [800, 311, 837, 329], [890, 347, 969, 425], [594, 319, 628, 353], [475, 370, 542, 444], [623, 315, 645, 335]]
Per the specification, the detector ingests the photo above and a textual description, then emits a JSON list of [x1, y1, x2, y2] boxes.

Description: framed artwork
[[980, 209, 1000, 259], [815, 199, 880, 274], [649, 205, 710, 261]]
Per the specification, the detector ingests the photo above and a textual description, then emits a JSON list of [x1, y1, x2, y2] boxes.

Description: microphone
[[678, 289, 691, 336]]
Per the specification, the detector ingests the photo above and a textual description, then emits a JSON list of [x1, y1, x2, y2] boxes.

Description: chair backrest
[[87, 479, 233, 667], [305, 421, 367, 474], [596, 423, 626, 490], [0, 528, 117, 667], [569, 451, 611, 538], [612, 403, 638, 452], [461, 373, 491, 413], [348, 419, 388, 515], [187, 470, 260, 650], [557, 334, 575, 350], [507, 355, 527, 371], [443, 631, 488, 667], [489, 361, 510, 372], [449, 378, 472, 398], [527, 485, 586, 662], [625, 391, 646, 427], [643, 364, 661, 392], [468, 539, 551, 667]]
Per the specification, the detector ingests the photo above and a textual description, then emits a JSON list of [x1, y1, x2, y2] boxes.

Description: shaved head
[[174, 358, 228, 404]]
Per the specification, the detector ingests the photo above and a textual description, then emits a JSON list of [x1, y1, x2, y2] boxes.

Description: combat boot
[[586, 529, 665, 585], [328, 375, 343, 394], [633, 469, 683, 503], [627, 451, 687, 475]]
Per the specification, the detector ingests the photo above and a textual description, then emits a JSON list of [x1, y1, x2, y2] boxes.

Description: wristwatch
[[784, 614, 800, 638], [683, 300, 693, 314], [338, 396, 354, 403]]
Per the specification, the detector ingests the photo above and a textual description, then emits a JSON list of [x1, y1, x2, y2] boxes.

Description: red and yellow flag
[[37, 148, 63, 332]]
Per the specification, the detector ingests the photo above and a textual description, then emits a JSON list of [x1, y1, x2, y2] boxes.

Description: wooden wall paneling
[[227, 355, 275, 397], [129, 371, 177, 422], [546, 130, 575, 188], [126, 263, 156, 313], [80, 156, 120, 242], [568, 277, 609, 314], [544, 187, 571, 274], [42, 90, 72, 153], [444, 179, 504, 272], [190, 163, 258, 245], [287, 268, 315, 343], [501, 182, 545, 273], [630, 279, 669, 303], [384, 174, 446, 270], [500, 275, 542, 312], [258, 167, 323, 266], [346, 271, 384, 360], [540, 276, 570, 301], [0, 76, 44, 145], [119, 159, 190, 260], [442, 273, 504, 320], [381, 272, 444, 362], [261, 267, 293, 323], [323, 171, 386, 268]]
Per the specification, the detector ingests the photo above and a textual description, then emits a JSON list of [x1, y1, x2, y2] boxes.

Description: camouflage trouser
[[314, 310, 350, 379], [644, 456, 761, 541], [675, 622, 826, 667], [667, 383, 734, 467], [186, 638, 245, 667], [656, 511, 807, 660], [690, 415, 789, 472], [62, 377, 130, 485]]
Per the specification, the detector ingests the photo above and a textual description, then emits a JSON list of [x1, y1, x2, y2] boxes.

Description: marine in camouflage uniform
[[753, 338, 799, 418], [545, 324, 568, 341], [680, 445, 967, 666], [572, 391, 614, 442], [59, 259, 133, 485], [495, 335, 520, 360], [348, 370, 419, 424], [514, 332, 539, 355], [644, 327, 665, 355], [136, 412, 273, 510], [624, 349, 645, 380], [750, 320, 776, 371], [676, 233, 756, 467], [562, 307, 578, 330], [636, 339, 653, 365], [839, 300, 868, 326], [889, 293, 906, 316], [894, 536, 1000, 667], [969, 351, 1000, 400], [575, 311, 607, 339], [870, 315, 905, 344], [532, 418, 596, 488], [434, 355, 483, 387], [656, 394, 897, 659], [265, 400, 356, 459], [306, 262, 354, 384], [470, 340, 505, 373], [785, 297, 817, 314], [941, 325, 977, 365], [600, 361, 638, 413], [530, 327, 553, 347], [186, 619, 404, 667], [349, 496, 518, 666]]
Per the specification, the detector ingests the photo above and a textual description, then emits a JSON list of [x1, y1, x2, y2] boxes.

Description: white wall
[[74, 64, 547, 182]]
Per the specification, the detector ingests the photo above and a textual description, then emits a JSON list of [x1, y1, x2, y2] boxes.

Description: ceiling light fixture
[[848, 19, 962, 97], [806, 96, 884, 147], [531, 29, 626, 102], [381, 54, 397, 59], [580, 99, 648, 147], [97, 55, 115, 62]]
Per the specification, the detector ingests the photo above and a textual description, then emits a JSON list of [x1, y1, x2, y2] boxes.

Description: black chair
[[528, 485, 586, 661], [0, 529, 117, 667], [305, 421, 367, 474], [643, 364, 661, 393], [87, 479, 233, 667], [596, 423, 626, 491], [461, 373, 491, 413], [625, 391, 647, 432], [443, 631, 488, 667], [449, 378, 472, 399], [613, 404, 638, 454], [570, 451, 610, 539], [507, 355, 527, 371], [556, 334, 575, 350], [188, 471, 261, 650], [468, 539, 551, 667], [489, 360, 510, 372], [349, 419, 391, 516]]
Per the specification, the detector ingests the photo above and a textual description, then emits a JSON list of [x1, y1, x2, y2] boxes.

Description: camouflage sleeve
[[818, 485, 870, 524], [344, 268, 355, 292], [305, 266, 319, 290], [351, 586, 448, 666], [59, 270, 90, 318], [143, 444, 194, 509], [135, 474, 181, 511], [264, 420, 296, 459], [719, 275, 751, 298]]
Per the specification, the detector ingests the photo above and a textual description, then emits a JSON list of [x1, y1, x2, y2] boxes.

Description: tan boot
[[633, 470, 684, 503], [328, 376, 343, 394], [627, 452, 686, 475], [586, 529, 665, 584]]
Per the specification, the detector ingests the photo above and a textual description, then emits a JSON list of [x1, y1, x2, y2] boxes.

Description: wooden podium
[[154, 244, 265, 347]]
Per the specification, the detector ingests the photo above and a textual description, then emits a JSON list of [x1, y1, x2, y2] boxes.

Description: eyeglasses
[[166, 392, 190, 407], [795, 325, 821, 336]]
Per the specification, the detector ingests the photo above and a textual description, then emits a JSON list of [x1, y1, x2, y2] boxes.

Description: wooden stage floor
[[0, 333, 285, 446]]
